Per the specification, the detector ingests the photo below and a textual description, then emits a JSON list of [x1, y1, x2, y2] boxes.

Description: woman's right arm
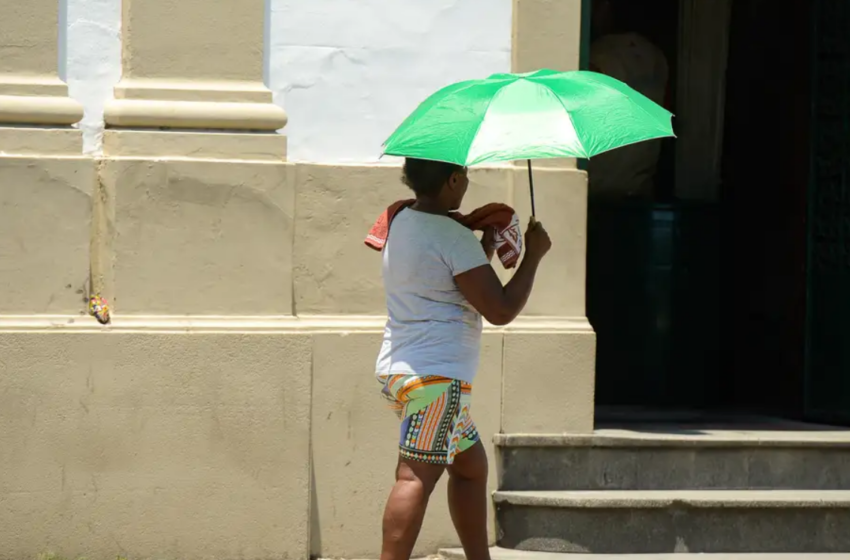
[[455, 219, 551, 326]]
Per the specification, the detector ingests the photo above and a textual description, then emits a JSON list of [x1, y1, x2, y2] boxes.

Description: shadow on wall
[[311, 460, 323, 555]]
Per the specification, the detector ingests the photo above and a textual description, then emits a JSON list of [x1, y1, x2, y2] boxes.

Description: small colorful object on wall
[[89, 295, 111, 325]]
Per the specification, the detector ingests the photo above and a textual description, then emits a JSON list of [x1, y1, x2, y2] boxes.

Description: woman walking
[[375, 158, 552, 560]]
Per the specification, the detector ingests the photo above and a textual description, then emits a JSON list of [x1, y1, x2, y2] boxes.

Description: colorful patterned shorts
[[379, 374, 480, 465]]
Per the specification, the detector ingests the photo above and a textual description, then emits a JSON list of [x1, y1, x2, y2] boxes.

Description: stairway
[[441, 424, 850, 558]]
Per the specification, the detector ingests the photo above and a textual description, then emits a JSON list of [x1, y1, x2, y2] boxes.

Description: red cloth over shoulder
[[365, 201, 522, 269]]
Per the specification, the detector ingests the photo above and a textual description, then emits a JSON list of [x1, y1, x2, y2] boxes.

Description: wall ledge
[[102, 129, 287, 161], [0, 127, 84, 156], [113, 78, 275, 104], [0, 94, 84, 126], [0, 76, 73, 98], [104, 98, 288, 131], [0, 314, 593, 334]]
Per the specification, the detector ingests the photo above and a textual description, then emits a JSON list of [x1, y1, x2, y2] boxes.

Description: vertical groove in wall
[[89, 157, 116, 307], [307, 333, 319, 557], [289, 163, 298, 317]]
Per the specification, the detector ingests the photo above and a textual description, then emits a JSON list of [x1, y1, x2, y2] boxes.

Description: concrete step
[[494, 490, 850, 554], [441, 546, 850, 559], [496, 432, 850, 491]]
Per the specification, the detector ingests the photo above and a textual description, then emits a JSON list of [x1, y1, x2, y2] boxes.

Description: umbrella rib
[[544, 85, 590, 159]]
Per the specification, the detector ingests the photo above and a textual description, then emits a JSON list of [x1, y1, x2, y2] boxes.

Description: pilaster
[[0, 0, 90, 316], [103, 0, 286, 135], [506, 0, 595, 433]]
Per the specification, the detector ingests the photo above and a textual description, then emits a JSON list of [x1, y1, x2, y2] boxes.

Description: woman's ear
[[447, 173, 459, 190], [450, 170, 466, 188]]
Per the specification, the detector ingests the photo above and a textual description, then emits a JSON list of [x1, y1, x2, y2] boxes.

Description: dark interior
[[587, 0, 818, 420], [719, 0, 812, 417]]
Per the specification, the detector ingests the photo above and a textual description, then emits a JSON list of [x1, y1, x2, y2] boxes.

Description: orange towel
[[365, 200, 523, 269]]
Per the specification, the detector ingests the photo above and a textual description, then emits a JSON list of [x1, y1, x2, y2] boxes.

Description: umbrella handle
[[527, 159, 536, 218]]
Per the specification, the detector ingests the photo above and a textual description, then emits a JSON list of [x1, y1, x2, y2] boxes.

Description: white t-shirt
[[375, 208, 490, 383]]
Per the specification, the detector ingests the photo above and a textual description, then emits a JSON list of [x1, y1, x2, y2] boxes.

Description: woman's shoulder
[[398, 210, 472, 238], [433, 219, 479, 251]]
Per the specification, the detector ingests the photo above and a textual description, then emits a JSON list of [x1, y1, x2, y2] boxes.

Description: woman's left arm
[[481, 227, 496, 262]]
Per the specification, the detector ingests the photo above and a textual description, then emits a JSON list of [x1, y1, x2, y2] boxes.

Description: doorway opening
[[584, 0, 847, 426]]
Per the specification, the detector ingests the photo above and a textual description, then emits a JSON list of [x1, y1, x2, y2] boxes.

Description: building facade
[[0, 1, 592, 559]]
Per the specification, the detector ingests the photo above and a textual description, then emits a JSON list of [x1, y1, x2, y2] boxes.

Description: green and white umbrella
[[382, 69, 675, 215]]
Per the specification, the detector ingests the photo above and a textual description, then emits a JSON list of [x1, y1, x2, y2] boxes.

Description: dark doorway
[[718, 0, 812, 417], [585, 0, 843, 421]]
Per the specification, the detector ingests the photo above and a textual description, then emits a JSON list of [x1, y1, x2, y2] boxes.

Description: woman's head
[[402, 158, 469, 211]]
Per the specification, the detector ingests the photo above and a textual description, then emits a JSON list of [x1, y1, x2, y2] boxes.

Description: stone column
[[96, 0, 293, 317], [512, 0, 583, 171], [0, 0, 92, 317], [512, 0, 583, 74], [68, 4, 307, 558], [501, 0, 595, 434], [104, 0, 286, 147]]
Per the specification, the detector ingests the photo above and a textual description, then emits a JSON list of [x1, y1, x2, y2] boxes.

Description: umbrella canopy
[[382, 69, 674, 166]]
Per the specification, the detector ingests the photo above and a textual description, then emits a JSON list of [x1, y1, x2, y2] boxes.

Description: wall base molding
[[0, 314, 594, 334]]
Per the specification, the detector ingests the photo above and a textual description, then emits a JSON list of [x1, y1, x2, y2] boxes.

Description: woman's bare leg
[[447, 442, 491, 560], [380, 456, 445, 560]]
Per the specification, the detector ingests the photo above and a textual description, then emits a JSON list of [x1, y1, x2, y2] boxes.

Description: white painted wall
[[64, 0, 511, 162], [266, 0, 512, 162], [65, 0, 122, 155]]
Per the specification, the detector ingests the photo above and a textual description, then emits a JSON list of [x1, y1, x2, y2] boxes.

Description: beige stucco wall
[[0, 331, 312, 560], [0, 0, 592, 559], [0, 160, 593, 560]]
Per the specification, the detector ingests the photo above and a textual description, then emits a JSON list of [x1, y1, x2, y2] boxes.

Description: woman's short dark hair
[[402, 158, 464, 197]]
